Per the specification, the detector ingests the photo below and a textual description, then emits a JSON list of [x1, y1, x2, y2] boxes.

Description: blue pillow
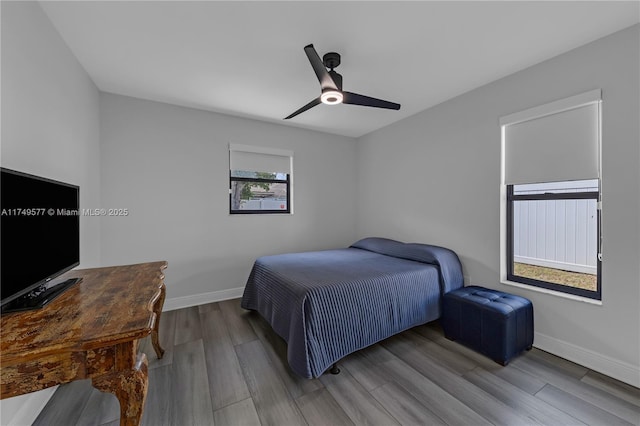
[[350, 237, 464, 293]]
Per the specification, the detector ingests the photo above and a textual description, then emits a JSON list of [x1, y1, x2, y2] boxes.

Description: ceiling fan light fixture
[[320, 90, 343, 105]]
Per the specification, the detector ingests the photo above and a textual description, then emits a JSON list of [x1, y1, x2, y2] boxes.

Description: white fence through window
[[513, 182, 598, 275]]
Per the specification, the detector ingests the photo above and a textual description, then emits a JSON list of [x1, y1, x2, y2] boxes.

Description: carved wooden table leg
[[151, 282, 166, 359], [92, 352, 149, 426]]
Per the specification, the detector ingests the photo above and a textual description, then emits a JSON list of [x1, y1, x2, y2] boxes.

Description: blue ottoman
[[442, 286, 533, 365]]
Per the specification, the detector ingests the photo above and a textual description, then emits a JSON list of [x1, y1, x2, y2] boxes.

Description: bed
[[240, 237, 464, 378]]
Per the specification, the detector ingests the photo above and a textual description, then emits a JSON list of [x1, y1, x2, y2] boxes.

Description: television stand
[[1, 261, 167, 426], [1, 278, 82, 314]]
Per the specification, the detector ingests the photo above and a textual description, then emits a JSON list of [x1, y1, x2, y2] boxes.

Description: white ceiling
[[40, 1, 639, 138]]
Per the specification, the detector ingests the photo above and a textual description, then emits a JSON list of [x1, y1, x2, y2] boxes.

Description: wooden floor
[[34, 299, 640, 426]]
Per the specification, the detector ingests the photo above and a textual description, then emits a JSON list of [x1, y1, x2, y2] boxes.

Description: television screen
[[1, 168, 80, 307]]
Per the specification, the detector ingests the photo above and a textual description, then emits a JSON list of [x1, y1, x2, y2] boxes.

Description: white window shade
[[229, 144, 293, 174], [502, 90, 600, 185]]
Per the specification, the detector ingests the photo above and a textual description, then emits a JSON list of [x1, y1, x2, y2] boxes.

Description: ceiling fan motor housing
[[322, 52, 341, 69]]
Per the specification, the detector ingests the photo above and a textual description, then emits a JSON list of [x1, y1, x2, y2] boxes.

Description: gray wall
[[99, 93, 358, 303], [0, 1, 101, 423], [356, 25, 639, 385]]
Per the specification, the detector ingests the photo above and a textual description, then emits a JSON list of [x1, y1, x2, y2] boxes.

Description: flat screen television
[[1, 168, 81, 313]]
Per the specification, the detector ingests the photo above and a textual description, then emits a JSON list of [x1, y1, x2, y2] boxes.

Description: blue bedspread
[[241, 237, 464, 378]]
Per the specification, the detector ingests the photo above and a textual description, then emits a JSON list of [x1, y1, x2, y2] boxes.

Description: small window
[[229, 144, 293, 214], [507, 180, 601, 299], [230, 170, 290, 214]]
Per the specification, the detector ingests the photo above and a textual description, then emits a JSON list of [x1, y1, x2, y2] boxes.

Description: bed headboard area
[[350, 237, 464, 293]]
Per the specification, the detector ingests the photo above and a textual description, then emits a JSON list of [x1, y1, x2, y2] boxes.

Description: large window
[[501, 90, 602, 300], [229, 144, 293, 214]]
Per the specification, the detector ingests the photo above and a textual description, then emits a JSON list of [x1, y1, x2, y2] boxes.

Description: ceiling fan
[[284, 44, 401, 120]]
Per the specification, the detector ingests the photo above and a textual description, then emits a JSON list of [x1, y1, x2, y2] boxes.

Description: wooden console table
[[1, 261, 167, 426]]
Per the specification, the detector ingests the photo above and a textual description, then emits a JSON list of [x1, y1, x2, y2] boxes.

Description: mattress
[[241, 237, 464, 378]]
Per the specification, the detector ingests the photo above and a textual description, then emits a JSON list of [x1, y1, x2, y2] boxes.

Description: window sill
[[229, 212, 293, 216], [500, 279, 602, 305]]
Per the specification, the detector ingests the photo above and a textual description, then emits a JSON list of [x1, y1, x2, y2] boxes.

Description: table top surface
[[1, 261, 167, 363]]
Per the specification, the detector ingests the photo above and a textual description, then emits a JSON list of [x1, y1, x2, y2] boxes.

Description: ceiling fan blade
[[304, 44, 339, 91], [342, 91, 401, 110], [284, 97, 322, 120]]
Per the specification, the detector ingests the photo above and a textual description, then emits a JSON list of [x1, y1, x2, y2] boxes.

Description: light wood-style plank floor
[[34, 299, 640, 426]]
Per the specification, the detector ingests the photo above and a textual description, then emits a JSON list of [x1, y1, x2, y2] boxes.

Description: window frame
[[506, 183, 602, 300], [499, 90, 603, 303], [229, 172, 291, 215]]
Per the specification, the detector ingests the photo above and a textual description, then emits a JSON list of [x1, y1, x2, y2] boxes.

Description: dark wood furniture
[[1, 261, 168, 426]]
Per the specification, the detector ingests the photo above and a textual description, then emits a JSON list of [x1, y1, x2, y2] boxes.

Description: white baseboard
[[534, 331, 640, 388], [4, 386, 57, 426], [163, 287, 245, 311]]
